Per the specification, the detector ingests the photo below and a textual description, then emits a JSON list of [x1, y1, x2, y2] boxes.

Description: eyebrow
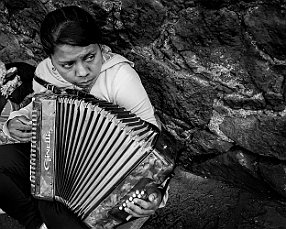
[[58, 51, 97, 64]]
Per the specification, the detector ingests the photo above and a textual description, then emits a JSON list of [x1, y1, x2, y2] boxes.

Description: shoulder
[[34, 58, 71, 87], [100, 57, 142, 94], [35, 58, 52, 80], [101, 54, 134, 72], [99, 45, 139, 83], [101, 51, 140, 84]]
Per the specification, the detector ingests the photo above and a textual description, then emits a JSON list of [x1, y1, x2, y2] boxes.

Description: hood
[[100, 53, 134, 72]]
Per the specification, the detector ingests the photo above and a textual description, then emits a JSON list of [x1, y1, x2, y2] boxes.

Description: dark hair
[[40, 6, 102, 56]]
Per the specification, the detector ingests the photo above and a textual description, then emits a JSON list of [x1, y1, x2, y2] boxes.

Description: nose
[[75, 62, 89, 78]]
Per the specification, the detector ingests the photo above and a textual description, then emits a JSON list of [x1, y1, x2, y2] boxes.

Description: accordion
[[30, 92, 174, 228]]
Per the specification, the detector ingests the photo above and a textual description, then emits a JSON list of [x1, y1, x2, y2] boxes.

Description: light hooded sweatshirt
[[3, 46, 158, 136]]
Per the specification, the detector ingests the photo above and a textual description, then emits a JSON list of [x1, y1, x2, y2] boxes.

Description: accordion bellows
[[30, 92, 173, 228]]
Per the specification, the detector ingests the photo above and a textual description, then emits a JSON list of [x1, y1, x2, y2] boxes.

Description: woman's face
[[51, 43, 103, 89]]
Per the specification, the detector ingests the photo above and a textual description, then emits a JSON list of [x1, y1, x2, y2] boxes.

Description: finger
[[124, 202, 155, 218], [10, 130, 32, 142], [133, 195, 160, 211], [16, 137, 31, 142], [18, 125, 32, 131], [124, 208, 152, 218], [10, 119, 32, 131], [15, 137, 31, 142], [127, 200, 155, 214], [148, 193, 158, 202], [11, 130, 32, 140], [133, 198, 152, 210], [17, 116, 32, 126], [11, 135, 31, 142]]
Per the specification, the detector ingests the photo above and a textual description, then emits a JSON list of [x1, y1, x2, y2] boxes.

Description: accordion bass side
[[30, 92, 174, 228]]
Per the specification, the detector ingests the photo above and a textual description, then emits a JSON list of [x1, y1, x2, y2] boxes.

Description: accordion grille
[[30, 93, 159, 219]]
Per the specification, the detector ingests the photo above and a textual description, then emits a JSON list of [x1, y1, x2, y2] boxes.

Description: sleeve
[[2, 71, 47, 138], [2, 102, 33, 138], [111, 64, 158, 128], [111, 64, 169, 208]]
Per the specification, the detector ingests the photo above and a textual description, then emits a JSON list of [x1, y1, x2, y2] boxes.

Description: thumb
[[18, 116, 32, 126], [148, 192, 158, 202]]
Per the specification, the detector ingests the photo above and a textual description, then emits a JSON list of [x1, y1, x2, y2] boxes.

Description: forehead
[[53, 44, 99, 62]]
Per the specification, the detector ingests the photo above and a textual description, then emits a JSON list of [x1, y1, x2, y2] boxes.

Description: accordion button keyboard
[[109, 178, 154, 222], [118, 189, 147, 211]]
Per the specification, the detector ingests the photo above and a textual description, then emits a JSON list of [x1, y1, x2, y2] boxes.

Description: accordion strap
[[34, 75, 62, 94], [34, 75, 95, 98], [158, 144, 185, 195]]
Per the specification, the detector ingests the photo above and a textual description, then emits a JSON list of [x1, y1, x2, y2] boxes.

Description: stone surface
[[1, 0, 286, 228], [143, 169, 286, 229], [2, 169, 286, 229]]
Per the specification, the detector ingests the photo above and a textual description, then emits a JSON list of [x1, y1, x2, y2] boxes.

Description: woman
[[0, 6, 165, 229]]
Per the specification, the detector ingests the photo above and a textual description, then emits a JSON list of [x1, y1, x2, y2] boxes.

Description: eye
[[85, 54, 95, 62], [61, 62, 73, 69]]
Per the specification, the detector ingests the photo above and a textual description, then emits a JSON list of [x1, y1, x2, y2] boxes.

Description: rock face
[[0, 0, 286, 226]]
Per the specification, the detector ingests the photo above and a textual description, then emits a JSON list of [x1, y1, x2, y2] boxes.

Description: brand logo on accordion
[[44, 131, 52, 171]]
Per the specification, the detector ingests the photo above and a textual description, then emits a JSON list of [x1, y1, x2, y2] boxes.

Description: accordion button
[[132, 193, 136, 198], [141, 190, 145, 195], [123, 203, 126, 207], [135, 190, 140, 195], [119, 206, 123, 210], [137, 194, 142, 198], [129, 197, 133, 201]]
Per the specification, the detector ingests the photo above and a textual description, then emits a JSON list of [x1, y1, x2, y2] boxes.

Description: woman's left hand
[[124, 188, 162, 218]]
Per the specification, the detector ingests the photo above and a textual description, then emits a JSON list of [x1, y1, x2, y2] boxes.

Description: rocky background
[[1, 0, 286, 228]]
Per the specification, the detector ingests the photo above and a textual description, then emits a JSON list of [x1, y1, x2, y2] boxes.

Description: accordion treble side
[[30, 92, 174, 228]]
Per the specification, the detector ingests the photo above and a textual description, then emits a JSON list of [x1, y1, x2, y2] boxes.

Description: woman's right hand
[[7, 116, 32, 142]]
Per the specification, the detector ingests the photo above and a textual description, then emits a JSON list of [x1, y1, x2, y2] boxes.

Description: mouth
[[77, 79, 94, 88]]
